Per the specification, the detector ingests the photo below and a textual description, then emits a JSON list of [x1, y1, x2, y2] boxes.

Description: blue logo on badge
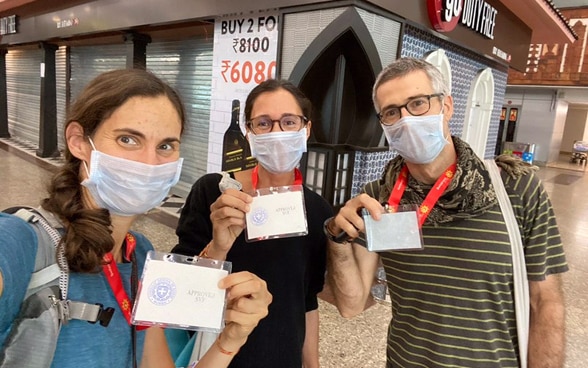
[[148, 277, 177, 306], [251, 207, 268, 226]]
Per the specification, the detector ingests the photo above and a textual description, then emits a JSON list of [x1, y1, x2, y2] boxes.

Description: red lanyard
[[387, 163, 457, 227], [102, 233, 146, 329], [251, 165, 303, 191]]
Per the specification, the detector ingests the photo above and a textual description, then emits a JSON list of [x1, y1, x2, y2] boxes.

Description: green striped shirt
[[364, 169, 567, 368]]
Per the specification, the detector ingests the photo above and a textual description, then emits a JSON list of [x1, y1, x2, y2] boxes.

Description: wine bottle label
[[222, 99, 248, 172]]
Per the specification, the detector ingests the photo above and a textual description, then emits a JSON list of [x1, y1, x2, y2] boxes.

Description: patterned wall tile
[[351, 149, 396, 196], [402, 25, 508, 159], [356, 8, 400, 69], [281, 7, 346, 79]]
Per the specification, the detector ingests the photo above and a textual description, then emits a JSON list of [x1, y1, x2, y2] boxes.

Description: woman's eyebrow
[[113, 128, 180, 144]]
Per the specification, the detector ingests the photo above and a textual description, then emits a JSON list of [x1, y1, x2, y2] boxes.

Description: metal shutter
[[56, 46, 67, 151], [6, 48, 42, 145], [69, 44, 127, 103], [147, 36, 213, 197]]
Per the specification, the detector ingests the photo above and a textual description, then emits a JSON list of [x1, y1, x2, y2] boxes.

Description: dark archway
[[285, 7, 384, 208], [288, 7, 382, 148]]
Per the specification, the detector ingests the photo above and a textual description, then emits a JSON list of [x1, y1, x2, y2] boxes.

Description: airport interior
[[1, 0, 588, 367]]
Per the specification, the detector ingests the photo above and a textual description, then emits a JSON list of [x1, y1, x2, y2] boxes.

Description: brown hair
[[372, 57, 450, 113], [41, 68, 186, 272], [244, 79, 312, 121]]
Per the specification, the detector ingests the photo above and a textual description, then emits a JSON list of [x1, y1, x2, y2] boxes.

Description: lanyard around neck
[[102, 233, 146, 330], [387, 163, 457, 227], [251, 165, 303, 191]]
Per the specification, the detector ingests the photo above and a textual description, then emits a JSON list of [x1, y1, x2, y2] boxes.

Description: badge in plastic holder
[[362, 204, 424, 252], [245, 184, 308, 242], [131, 251, 232, 333]]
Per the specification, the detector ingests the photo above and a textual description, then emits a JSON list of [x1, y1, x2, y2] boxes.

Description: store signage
[[0, 15, 17, 35], [207, 11, 279, 173], [492, 45, 511, 62], [218, 16, 278, 85], [56, 17, 79, 29], [428, 0, 498, 39]]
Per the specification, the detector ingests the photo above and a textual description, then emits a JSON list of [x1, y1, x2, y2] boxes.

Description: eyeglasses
[[377, 93, 444, 126], [246, 114, 308, 134]]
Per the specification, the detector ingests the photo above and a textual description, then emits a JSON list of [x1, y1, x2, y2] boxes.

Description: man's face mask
[[81, 138, 183, 216], [247, 128, 307, 174], [381, 113, 448, 164]]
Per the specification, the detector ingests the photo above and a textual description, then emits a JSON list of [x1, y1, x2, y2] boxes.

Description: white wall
[[558, 88, 588, 105], [561, 108, 588, 153], [504, 89, 558, 164], [506, 86, 588, 163], [550, 100, 569, 162]]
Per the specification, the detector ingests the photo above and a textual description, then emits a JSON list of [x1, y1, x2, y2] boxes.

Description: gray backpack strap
[[10, 208, 113, 325], [1, 207, 117, 367], [12, 208, 67, 298], [484, 159, 529, 368]]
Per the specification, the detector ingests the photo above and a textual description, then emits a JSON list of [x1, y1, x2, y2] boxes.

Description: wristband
[[216, 334, 239, 356], [323, 217, 353, 244]]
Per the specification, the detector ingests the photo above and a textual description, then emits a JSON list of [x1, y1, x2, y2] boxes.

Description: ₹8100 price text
[[232, 37, 272, 54], [220, 60, 277, 84]]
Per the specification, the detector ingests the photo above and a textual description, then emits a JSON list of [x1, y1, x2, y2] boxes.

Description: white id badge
[[245, 184, 308, 242], [362, 204, 424, 252], [131, 251, 231, 333]]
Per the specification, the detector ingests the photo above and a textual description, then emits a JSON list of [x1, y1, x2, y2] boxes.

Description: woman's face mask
[[81, 138, 183, 216], [381, 113, 449, 164], [247, 128, 307, 174]]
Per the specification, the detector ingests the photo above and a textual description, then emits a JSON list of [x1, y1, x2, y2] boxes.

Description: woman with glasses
[[173, 79, 333, 368]]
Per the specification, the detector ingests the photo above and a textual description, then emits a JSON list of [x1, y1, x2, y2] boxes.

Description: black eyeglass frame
[[377, 93, 444, 126], [246, 114, 309, 135]]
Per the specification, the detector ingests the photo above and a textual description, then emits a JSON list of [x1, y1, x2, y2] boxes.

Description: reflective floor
[[1, 139, 586, 367]]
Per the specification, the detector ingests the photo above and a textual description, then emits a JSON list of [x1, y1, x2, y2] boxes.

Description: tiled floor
[[1, 139, 586, 367]]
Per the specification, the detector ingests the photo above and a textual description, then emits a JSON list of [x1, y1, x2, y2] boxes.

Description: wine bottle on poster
[[243, 136, 258, 170], [221, 99, 247, 172]]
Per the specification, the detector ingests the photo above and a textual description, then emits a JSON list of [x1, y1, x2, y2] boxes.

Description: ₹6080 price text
[[219, 15, 278, 85]]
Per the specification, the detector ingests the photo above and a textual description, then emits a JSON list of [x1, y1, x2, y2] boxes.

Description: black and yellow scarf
[[374, 136, 497, 226]]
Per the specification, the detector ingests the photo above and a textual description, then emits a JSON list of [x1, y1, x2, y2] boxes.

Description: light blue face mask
[[247, 128, 307, 174], [81, 139, 183, 216], [381, 113, 449, 164]]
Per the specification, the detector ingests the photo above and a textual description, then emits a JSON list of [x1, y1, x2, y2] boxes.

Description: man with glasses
[[325, 58, 567, 367]]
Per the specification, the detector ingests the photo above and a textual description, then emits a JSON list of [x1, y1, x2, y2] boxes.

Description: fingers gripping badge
[[219, 172, 242, 193]]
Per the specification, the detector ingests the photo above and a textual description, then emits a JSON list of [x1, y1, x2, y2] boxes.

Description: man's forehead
[[376, 71, 434, 104]]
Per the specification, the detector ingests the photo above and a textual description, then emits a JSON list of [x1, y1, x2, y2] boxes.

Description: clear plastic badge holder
[[362, 204, 424, 252], [245, 184, 308, 242], [131, 251, 232, 333]]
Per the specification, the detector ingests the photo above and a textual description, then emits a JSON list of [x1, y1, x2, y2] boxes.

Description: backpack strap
[[484, 159, 529, 368], [7, 207, 114, 327], [11, 208, 66, 296]]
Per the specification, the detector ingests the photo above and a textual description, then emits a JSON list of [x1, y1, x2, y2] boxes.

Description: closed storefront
[[69, 44, 127, 103], [6, 48, 41, 145], [56, 46, 67, 151], [147, 35, 213, 195]]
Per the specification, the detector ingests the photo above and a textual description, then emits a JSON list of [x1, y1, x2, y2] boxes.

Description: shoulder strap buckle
[[67, 301, 114, 327], [95, 305, 115, 327]]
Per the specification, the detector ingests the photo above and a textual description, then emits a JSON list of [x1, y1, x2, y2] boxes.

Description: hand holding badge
[[362, 204, 424, 252], [132, 251, 232, 333], [361, 162, 456, 251], [245, 184, 308, 241]]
